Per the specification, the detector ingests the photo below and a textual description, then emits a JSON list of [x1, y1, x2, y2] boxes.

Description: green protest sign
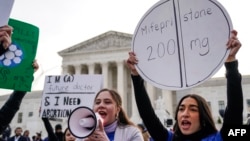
[[0, 18, 39, 91]]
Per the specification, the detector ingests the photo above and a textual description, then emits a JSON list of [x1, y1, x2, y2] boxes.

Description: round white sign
[[132, 0, 232, 90]]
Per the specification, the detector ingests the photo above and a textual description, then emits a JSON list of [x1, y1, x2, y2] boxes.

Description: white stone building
[[1, 30, 250, 138]]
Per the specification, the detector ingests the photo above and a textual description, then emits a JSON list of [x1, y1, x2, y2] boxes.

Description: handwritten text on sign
[[132, 0, 232, 90], [40, 74, 103, 118]]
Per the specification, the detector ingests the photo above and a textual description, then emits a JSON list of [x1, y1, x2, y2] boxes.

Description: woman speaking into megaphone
[[83, 88, 143, 141]]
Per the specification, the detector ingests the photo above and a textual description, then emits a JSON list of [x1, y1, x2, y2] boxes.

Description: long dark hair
[[173, 94, 217, 138], [63, 128, 71, 141], [94, 88, 134, 126]]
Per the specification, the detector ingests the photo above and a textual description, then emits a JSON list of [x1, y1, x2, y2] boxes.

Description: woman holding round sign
[[127, 29, 243, 140]]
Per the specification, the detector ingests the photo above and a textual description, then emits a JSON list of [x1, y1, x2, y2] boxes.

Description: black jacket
[[131, 60, 243, 141]]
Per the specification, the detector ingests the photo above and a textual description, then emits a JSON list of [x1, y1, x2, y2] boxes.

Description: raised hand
[[226, 30, 241, 62]]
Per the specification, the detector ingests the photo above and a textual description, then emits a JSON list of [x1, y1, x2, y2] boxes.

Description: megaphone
[[68, 106, 101, 139]]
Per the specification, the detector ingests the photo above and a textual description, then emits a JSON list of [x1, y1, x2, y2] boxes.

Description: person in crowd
[[23, 130, 31, 141], [126, 30, 243, 140], [0, 125, 11, 141], [54, 124, 63, 141], [42, 118, 63, 141], [0, 25, 39, 134], [7, 127, 26, 141], [63, 128, 76, 141], [31, 136, 36, 141], [34, 132, 43, 141], [84, 88, 143, 141]]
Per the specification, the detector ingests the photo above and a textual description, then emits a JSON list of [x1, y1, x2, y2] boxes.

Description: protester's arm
[[223, 30, 243, 125], [42, 118, 58, 141], [131, 75, 169, 141], [127, 52, 168, 141], [223, 60, 243, 125], [0, 91, 26, 134], [220, 30, 243, 139]]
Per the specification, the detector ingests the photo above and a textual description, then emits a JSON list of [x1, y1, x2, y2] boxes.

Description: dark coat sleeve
[[131, 75, 169, 141], [42, 118, 58, 141], [220, 60, 243, 139], [0, 91, 26, 134]]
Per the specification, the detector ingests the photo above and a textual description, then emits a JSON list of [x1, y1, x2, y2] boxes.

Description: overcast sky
[[0, 0, 249, 95]]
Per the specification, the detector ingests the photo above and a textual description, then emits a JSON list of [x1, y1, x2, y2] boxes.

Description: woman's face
[[65, 129, 76, 141], [93, 91, 120, 126], [177, 97, 201, 135]]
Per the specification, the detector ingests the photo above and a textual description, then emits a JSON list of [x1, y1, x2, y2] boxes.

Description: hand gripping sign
[[132, 0, 232, 90]]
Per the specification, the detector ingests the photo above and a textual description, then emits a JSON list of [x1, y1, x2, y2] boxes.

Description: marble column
[[117, 60, 126, 111], [130, 79, 142, 124], [74, 64, 82, 74], [101, 62, 109, 88], [88, 63, 95, 74], [61, 65, 68, 74]]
